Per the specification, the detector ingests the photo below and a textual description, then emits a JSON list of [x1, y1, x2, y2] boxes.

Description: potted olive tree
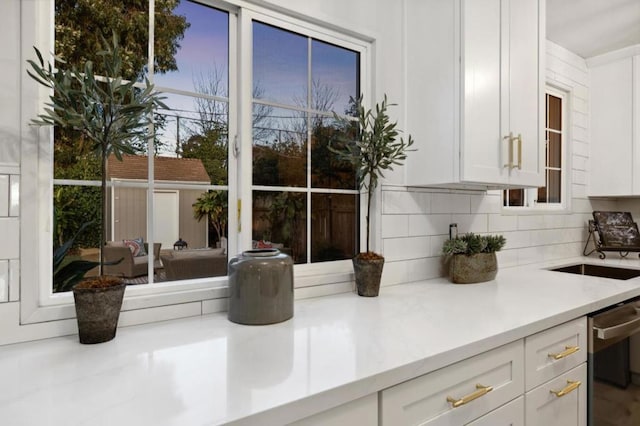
[[28, 34, 165, 343], [442, 233, 506, 284], [331, 95, 414, 296]]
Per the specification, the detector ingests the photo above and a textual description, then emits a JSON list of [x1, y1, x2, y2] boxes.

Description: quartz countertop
[[4, 256, 640, 425]]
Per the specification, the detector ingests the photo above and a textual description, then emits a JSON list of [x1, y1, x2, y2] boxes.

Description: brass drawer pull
[[548, 345, 580, 360], [503, 133, 514, 168], [446, 384, 493, 408], [516, 133, 522, 170], [550, 380, 581, 397]]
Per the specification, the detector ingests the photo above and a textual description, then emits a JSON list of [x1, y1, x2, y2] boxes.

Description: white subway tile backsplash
[[572, 156, 587, 171], [517, 215, 545, 230], [382, 214, 409, 238], [470, 193, 502, 214], [382, 256, 442, 286], [383, 236, 431, 261], [383, 190, 430, 214], [488, 214, 518, 232], [432, 193, 470, 214], [451, 214, 488, 234], [502, 230, 532, 249], [407, 213, 451, 236]]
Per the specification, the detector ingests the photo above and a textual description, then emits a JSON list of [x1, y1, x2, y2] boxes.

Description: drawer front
[[288, 394, 377, 426], [466, 396, 524, 426], [380, 340, 524, 426], [525, 363, 587, 426], [525, 317, 587, 390]]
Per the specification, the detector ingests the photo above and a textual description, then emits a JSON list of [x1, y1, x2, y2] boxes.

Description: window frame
[[502, 85, 570, 213], [21, 0, 371, 325]]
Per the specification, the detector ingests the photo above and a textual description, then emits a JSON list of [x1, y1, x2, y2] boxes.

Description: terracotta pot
[[352, 256, 384, 297], [449, 252, 498, 284], [73, 281, 126, 344]]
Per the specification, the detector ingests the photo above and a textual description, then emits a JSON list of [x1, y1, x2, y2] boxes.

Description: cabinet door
[[462, 0, 507, 185], [466, 396, 524, 426], [506, 0, 544, 187], [589, 57, 634, 196], [525, 363, 587, 426]]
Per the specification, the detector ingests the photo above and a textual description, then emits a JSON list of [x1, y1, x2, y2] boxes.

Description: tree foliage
[[193, 190, 228, 245]]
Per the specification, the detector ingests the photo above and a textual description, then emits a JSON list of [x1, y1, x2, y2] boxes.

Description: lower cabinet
[[287, 393, 377, 426], [380, 340, 524, 425], [379, 317, 588, 426], [524, 363, 587, 426]]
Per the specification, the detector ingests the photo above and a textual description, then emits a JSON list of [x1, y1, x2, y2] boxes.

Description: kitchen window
[[503, 87, 567, 209], [23, 0, 369, 323]]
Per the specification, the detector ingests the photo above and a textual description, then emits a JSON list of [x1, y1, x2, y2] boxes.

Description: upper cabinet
[[405, 0, 545, 189], [588, 48, 640, 197]]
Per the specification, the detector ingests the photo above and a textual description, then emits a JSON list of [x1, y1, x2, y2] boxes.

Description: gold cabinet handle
[[548, 345, 580, 360], [516, 134, 522, 170], [446, 384, 493, 408], [550, 380, 581, 397]]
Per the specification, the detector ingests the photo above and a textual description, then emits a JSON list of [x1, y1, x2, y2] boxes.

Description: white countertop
[[4, 256, 640, 425]]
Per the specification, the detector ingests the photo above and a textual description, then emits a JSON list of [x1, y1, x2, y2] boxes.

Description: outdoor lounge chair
[[103, 241, 162, 278]]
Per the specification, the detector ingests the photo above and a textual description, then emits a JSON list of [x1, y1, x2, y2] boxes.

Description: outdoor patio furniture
[[160, 248, 228, 281], [103, 241, 162, 278]]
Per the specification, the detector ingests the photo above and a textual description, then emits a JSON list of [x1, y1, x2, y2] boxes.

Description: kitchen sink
[[550, 264, 640, 280]]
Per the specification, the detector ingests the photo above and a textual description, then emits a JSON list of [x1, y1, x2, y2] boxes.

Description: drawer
[[380, 340, 524, 426], [525, 363, 587, 426], [288, 394, 377, 426], [525, 317, 587, 390], [467, 396, 524, 426]]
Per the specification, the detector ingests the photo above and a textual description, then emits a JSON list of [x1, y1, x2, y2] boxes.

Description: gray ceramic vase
[[228, 249, 294, 325], [449, 252, 498, 284]]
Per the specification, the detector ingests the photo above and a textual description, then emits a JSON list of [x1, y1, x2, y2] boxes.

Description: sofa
[[103, 241, 162, 278], [160, 248, 228, 281]]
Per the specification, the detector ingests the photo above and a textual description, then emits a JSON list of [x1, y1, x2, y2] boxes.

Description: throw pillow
[[123, 237, 147, 257]]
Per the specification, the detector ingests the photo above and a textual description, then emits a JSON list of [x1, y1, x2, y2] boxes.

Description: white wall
[[0, 1, 617, 344]]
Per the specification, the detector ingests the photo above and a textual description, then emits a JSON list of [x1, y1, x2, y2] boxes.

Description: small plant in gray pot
[[442, 233, 506, 284], [331, 95, 414, 296], [28, 34, 165, 343]]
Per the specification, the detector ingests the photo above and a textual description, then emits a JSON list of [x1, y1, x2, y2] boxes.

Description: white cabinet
[[525, 364, 587, 426], [467, 396, 524, 426], [589, 50, 640, 196], [405, 0, 544, 189], [380, 340, 524, 425], [524, 317, 588, 426], [287, 394, 377, 426]]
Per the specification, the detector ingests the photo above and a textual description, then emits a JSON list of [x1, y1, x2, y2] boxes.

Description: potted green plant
[[442, 233, 506, 284], [27, 34, 165, 343], [331, 95, 414, 296]]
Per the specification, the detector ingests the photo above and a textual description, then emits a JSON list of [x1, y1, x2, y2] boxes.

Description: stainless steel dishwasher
[[588, 297, 640, 426]]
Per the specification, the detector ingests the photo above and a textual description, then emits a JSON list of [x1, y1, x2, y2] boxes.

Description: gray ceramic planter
[[73, 281, 126, 344], [449, 252, 498, 284]]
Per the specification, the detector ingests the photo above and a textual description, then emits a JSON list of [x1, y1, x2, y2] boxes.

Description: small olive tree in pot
[[331, 95, 414, 296], [27, 34, 165, 343]]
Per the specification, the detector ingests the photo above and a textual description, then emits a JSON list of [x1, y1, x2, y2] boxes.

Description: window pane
[[503, 189, 525, 207], [153, 1, 229, 94], [311, 193, 358, 262], [253, 21, 308, 106], [253, 106, 307, 187], [548, 132, 561, 169], [547, 94, 562, 131], [547, 170, 561, 203], [311, 40, 359, 114], [311, 115, 357, 189], [253, 191, 307, 264]]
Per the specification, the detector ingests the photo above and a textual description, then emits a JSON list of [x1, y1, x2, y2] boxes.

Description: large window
[[50, 0, 364, 292], [503, 88, 567, 208]]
